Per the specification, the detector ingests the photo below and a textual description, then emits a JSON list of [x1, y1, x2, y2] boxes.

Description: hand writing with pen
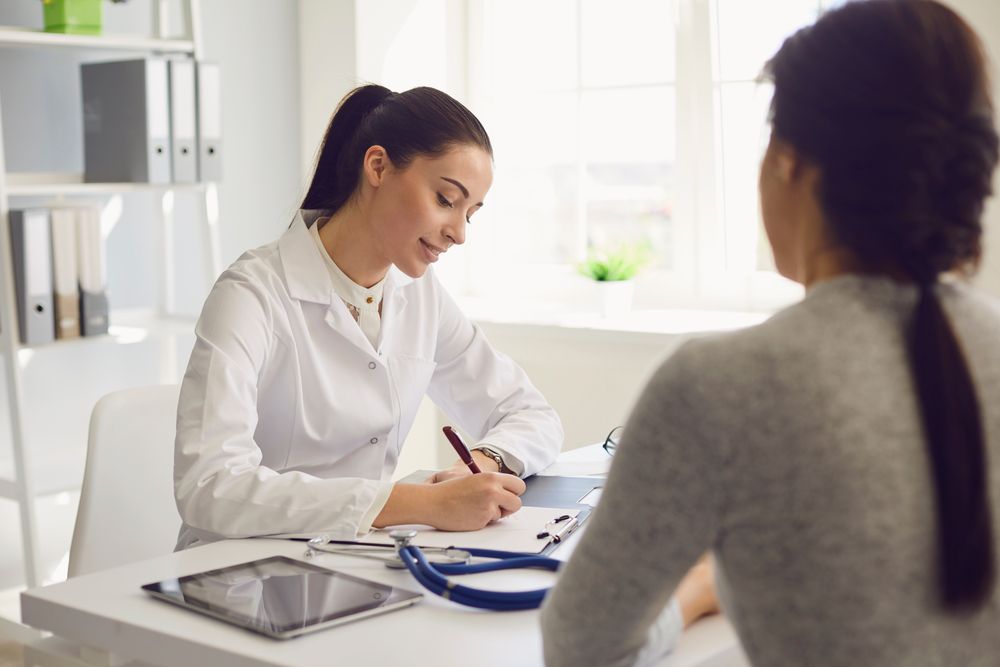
[[378, 426, 526, 532]]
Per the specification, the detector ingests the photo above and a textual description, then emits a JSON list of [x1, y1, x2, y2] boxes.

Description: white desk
[[21, 447, 749, 667]]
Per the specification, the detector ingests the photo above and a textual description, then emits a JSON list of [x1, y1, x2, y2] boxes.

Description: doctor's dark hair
[[765, 0, 999, 611], [301, 84, 493, 214]]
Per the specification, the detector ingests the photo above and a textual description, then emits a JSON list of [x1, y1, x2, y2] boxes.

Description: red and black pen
[[442, 426, 482, 474]]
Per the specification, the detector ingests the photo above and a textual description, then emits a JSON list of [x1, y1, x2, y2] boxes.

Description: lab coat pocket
[[386, 353, 437, 445]]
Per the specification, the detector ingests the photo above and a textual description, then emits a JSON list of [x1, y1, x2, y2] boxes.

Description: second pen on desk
[[536, 514, 579, 542], [443, 425, 482, 474]]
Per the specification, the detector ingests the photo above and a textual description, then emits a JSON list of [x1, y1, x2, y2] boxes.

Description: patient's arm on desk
[[676, 554, 721, 627], [619, 558, 720, 667]]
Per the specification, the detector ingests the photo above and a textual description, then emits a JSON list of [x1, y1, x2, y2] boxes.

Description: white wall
[[948, 0, 1000, 297], [193, 0, 302, 285], [298, 0, 469, 172], [476, 324, 692, 446], [395, 323, 694, 474], [298, 0, 357, 181]]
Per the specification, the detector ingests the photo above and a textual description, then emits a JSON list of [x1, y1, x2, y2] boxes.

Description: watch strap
[[474, 446, 512, 474]]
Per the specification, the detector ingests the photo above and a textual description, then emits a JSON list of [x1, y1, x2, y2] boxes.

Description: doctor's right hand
[[374, 474, 526, 532], [427, 473, 526, 531]]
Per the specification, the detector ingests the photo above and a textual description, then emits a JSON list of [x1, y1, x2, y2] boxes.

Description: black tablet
[[141, 556, 422, 639]]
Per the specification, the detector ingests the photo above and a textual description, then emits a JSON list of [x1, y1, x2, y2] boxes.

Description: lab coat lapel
[[278, 210, 333, 305], [377, 268, 408, 353], [323, 301, 375, 357], [278, 210, 377, 358]]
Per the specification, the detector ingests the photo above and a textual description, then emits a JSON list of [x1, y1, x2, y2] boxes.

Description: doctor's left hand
[[429, 450, 502, 483]]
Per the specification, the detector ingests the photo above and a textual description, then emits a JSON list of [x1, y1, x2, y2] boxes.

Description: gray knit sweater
[[541, 275, 1000, 667]]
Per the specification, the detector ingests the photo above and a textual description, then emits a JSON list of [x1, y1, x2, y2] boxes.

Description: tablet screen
[[142, 556, 421, 638]]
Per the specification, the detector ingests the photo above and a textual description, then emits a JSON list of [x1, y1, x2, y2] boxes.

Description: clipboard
[[283, 506, 589, 556], [519, 475, 603, 511], [396, 470, 603, 511], [389, 471, 601, 553], [282, 473, 601, 554], [362, 505, 589, 555]]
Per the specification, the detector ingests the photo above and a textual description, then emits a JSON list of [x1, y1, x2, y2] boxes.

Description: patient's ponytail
[[765, 0, 999, 611], [910, 273, 993, 610]]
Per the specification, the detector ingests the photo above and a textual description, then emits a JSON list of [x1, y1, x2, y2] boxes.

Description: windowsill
[[459, 295, 772, 339], [443, 261, 798, 340]]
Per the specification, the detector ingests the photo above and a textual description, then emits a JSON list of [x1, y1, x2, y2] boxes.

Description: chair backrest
[[69, 384, 181, 577]]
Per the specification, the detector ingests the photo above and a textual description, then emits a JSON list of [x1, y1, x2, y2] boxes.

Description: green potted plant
[[577, 242, 652, 317]]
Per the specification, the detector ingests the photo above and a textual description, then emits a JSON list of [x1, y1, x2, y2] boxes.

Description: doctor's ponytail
[[301, 84, 492, 215]]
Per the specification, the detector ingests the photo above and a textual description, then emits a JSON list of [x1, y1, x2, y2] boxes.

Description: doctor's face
[[368, 144, 493, 279]]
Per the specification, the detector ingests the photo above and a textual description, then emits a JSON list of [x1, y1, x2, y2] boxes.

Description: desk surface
[[21, 447, 748, 667]]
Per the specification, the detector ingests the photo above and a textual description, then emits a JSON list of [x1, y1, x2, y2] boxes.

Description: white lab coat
[[174, 210, 563, 548]]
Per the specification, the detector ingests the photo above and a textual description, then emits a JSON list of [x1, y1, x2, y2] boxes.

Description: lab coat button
[[370, 437, 379, 445], [368, 361, 377, 370]]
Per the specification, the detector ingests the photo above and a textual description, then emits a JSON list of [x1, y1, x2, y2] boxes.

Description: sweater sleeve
[[540, 342, 727, 667]]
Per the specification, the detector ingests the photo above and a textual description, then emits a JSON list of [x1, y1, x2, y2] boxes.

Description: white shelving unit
[[0, 0, 217, 588], [0, 25, 194, 52], [5, 171, 207, 196]]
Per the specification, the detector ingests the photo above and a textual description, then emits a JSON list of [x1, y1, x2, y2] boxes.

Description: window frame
[[460, 0, 830, 312]]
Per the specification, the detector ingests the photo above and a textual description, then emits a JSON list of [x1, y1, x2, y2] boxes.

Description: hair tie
[[374, 89, 397, 109], [899, 254, 936, 289]]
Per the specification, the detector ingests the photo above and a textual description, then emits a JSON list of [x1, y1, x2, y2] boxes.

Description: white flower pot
[[597, 279, 634, 318]]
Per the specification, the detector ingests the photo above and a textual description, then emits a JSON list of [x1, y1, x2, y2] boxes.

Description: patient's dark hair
[[301, 84, 492, 214], [764, 0, 999, 611]]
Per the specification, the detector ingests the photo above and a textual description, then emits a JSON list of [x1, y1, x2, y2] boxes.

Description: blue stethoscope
[[304, 522, 575, 611]]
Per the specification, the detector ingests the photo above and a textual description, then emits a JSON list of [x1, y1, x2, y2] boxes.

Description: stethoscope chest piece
[[386, 529, 418, 569]]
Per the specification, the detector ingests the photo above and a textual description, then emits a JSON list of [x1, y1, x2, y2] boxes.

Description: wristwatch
[[474, 446, 512, 474]]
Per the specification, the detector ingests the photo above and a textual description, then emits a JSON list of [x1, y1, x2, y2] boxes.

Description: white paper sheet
[[362, 506, 580, 553]]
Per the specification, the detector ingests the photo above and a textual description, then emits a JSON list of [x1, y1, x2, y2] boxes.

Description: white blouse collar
[[308, 219, 386, 311]]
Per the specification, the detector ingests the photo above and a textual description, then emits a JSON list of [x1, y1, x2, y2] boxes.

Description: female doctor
[[173, 84, 563, 548]]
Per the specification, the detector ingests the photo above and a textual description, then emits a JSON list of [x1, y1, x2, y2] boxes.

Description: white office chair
[[68, 384, 182, 577]]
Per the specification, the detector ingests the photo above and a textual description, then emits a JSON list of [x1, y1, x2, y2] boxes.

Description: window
[[711, 0, 840, 279], [462, 0, 841, 309]]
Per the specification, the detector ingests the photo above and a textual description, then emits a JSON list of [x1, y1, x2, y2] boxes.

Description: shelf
[[0, 453, 83, 499], [0, 310, 196, 500], [16, 310, 196, 355], [3, 172, 206, 197], [0, 477, 17, 500], [0, 26, 193, 54]]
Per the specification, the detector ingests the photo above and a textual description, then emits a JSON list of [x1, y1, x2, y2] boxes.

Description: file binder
[[8, 209, 55, 345], [82, 58, 171, 184], [76, 207, 109, 336], [195, 61, 222, 182], [168, 59, 197, 183], [50, 208, 81, 340]]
